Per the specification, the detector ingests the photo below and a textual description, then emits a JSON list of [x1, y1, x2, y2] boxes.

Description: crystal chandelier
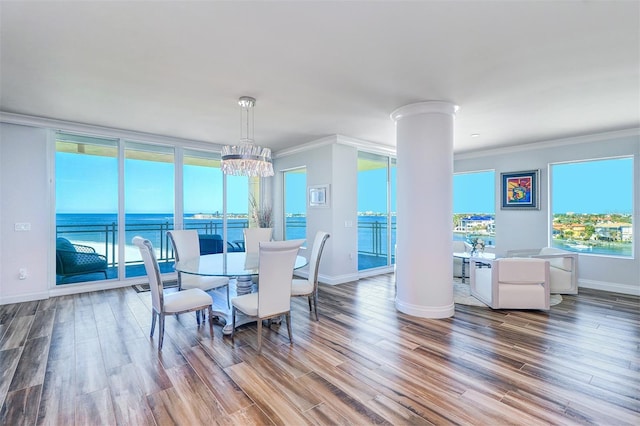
[[221, 96, 274, 177]]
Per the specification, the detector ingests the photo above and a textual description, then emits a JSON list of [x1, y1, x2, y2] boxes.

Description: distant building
[[595, 222, 633, 242], [456, 215, 494, 234]]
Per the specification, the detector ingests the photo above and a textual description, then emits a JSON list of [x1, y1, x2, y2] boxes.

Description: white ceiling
[[1, 1, 638, 154]]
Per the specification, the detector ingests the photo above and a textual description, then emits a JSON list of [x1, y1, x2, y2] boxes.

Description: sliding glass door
[[357, 152, 396, 271], [55, 132, 119, 284], [124, 141, 175, 278], [54, 132, 264, 285], [284, 167, 307, 241]]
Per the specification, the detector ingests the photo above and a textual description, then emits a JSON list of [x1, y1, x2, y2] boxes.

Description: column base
[[395, 298, 454, 318]]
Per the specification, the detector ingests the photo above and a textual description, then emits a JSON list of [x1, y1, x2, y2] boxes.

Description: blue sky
[[56, 154, 633, 215], [453, 170, 495, 214], [551, 158, 633, 214]]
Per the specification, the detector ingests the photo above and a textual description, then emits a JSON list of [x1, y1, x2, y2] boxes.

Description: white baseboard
[[359, 266, 394, 278], [281, 269, 358, 286], [49, 279, 136, 298], [319, 272, 360, 286], [579, 279, 640, 296], [1, 291, 50, 305], [4, 275, 635, 306]]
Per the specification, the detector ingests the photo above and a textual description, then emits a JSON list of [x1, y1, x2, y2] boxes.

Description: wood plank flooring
[[1, 274, 638, 425]]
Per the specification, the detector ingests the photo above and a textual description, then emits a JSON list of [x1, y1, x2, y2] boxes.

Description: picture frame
[[500, 169, 539, 210], [308, 184, 330, 208]]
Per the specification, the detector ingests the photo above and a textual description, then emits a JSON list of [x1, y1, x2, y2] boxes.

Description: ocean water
[[56, 213, 398, 262], [56, 213, 630, 260]]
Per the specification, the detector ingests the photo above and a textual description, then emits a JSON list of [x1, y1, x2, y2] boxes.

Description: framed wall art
[[500, 169, 539, 210], [308, 184, 330, 208]]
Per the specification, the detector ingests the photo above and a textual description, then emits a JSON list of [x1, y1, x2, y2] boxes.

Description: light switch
[[15, 223, 31, 231]]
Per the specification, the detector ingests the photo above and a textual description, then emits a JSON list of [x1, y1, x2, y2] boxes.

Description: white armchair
[[453, 240, 472, 278], [506, 247, 578, 294], [470, 257, 550, 310]]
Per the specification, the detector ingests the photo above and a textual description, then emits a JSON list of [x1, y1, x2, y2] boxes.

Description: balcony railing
[[56, 217, 397, 281], [56, 219, 249, 268]]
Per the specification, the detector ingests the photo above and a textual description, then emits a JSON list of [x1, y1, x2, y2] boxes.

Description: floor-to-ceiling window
[[124, 141, 175, 278], [390, 158, 397, 264], [182, 149, 226, 251], [357, 152, 396, 271], [551, 157, 633, 257], [453, 170, 496, 248], [226, 174, 250, 249], [54, 131, 261, 284], [283, 167, 307, 241], [55, 132, 119, 284]]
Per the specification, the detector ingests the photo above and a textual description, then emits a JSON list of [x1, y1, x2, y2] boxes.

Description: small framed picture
[[500, 170, 539, 210], [308, 184, 330, 208]]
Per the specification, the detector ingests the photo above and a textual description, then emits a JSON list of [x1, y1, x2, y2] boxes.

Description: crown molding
[[273, 135, 337, 158], [335, 134, 396, 156], [275, 134, 397, 159], [455, 128, 640, 160], [0, 111, 222, 151]]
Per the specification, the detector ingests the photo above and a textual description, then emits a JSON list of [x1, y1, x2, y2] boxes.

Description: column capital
[[390, 101, 459, 122]]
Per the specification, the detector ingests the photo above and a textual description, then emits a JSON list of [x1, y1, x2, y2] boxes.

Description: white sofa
[[506, 247, 578, 294]]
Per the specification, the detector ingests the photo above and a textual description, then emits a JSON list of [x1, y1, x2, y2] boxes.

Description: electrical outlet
[[15, 223, 31, 231]]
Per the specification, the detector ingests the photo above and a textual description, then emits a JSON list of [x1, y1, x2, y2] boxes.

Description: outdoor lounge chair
[[56, 237, 108, 282]]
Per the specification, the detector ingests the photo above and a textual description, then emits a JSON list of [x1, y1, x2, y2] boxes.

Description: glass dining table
[[175, 251, 308, 335], [453, 251, 496, 283]]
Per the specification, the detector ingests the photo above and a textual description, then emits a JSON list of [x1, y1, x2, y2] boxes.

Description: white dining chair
[[168, 230, 231, 308], [243, 227, 273, 253], [133, 236, 214, 351], [231, 239, 305, 353], [291, 231, 329, 321]]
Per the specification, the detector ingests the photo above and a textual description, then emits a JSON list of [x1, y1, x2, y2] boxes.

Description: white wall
[[455, 130, 640, 295], [1, 120, 638, 305], [0, 123, 51, 303], [272, 136, 360, 285]]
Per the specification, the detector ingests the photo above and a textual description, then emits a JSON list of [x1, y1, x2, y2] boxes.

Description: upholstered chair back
[[133, 236, 164, 314], [244, 227, 273, 253], [257, 239, 304, 317]]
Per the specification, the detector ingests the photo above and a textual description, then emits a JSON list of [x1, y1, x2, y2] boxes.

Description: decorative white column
[[391, 101, 458, 318]]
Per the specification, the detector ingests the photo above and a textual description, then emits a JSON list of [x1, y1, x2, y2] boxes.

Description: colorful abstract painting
[[501, 170, 539, 209]]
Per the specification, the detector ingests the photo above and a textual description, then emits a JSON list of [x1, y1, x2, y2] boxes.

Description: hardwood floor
[[1, 274, 638, 425]]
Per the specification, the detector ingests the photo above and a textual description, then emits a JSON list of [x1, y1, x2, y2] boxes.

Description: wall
[[1, 118, 638, 304], [0, 123, 51, 303], [272, 136, 360, 285], [455, 130, 640, 295]]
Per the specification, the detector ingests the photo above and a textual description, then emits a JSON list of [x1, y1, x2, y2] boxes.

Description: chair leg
[[150, 311, 157, 337], [257, 319, 263, 353], [231, 307, 236, 343], [312, 293, 319, 321], [158, 315, 165, 350], [207, 306, 214, 338], [308, 296, 312, 311], [285, 313, 293, 344], [196, 310, 201, 325], [226, 285, 230, 309]]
